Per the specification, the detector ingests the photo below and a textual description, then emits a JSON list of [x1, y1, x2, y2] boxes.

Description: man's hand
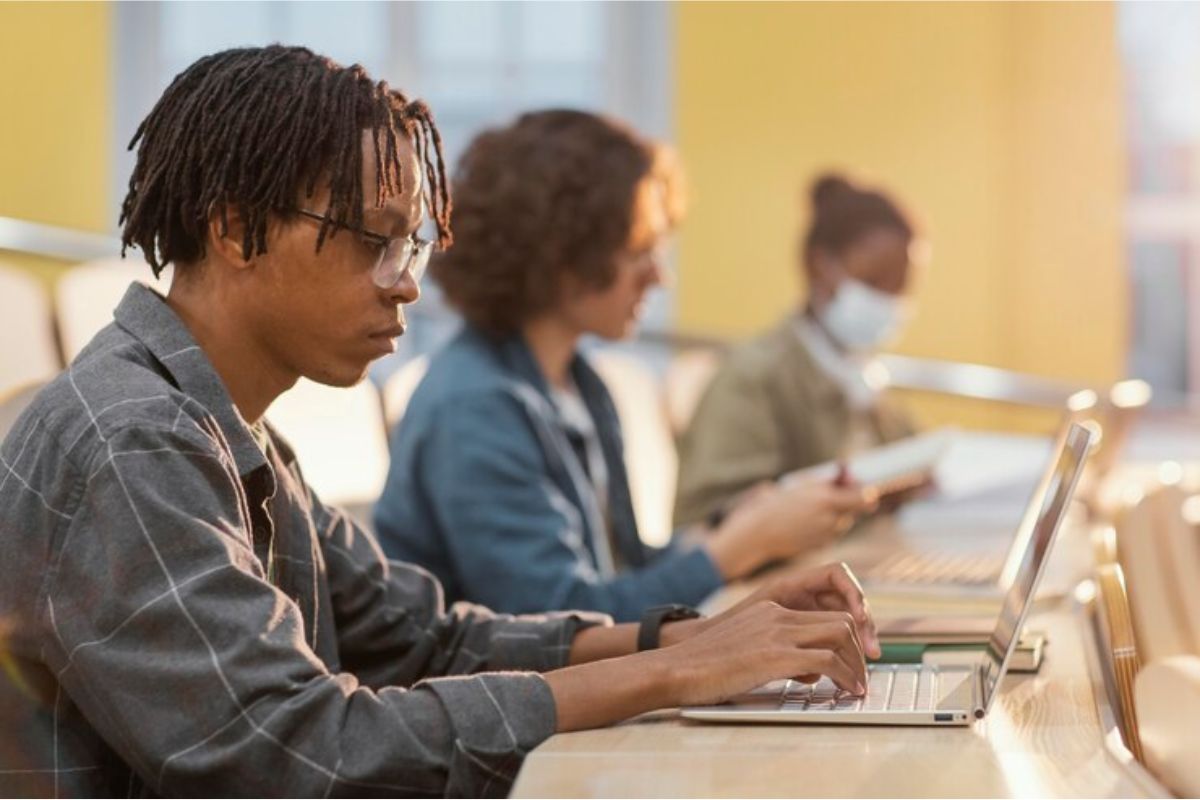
[[661, 562, 879, 659], [548, 598, 872, 730]]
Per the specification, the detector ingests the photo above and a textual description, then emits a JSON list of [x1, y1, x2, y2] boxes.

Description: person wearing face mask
[[674, 173, 919, 527], [373, 114, 874, 623]]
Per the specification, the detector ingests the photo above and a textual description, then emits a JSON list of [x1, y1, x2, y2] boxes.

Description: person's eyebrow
[[362, 205, 414, 238]]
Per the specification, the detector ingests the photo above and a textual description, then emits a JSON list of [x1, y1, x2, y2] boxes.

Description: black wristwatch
[[637, 604, 701, 651]]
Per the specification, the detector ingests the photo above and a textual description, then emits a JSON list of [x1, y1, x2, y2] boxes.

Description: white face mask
[[819, 278, 910, 352]]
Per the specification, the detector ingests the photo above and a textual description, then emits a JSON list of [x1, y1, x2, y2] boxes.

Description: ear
[[205, 203, 255, 271]]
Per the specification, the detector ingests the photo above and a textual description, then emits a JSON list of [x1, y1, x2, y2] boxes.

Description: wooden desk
[[512, 511, 1164, 798]]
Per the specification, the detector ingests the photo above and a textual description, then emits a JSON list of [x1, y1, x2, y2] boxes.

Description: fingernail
[[856, 682, 866, 694]]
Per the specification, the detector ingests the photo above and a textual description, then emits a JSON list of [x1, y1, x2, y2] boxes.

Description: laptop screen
[[979, 422, 1094, 714]]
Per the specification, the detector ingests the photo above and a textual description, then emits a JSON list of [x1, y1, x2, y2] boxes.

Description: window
[[1119, 1, 1200, 405]]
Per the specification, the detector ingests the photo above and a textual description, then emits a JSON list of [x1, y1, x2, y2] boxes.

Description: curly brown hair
[[433, 109, 681, 335]]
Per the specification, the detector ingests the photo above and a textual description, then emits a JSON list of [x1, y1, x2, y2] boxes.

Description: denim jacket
[[374, 326, 722, 622]]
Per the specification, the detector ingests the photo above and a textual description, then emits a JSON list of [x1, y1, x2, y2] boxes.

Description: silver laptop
[[682, 422, 1095, 726], [855, 389, 1099, 592]]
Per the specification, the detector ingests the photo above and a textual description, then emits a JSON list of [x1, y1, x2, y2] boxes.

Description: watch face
[[665, 606, 700, 621]]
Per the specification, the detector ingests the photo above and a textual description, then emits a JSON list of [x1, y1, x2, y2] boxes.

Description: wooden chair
[[266, 378, 390, 527], [55, 259, 172, 362], [0, 264, 60, 394], [662, 347, 720, 438], [0, 380, 47, 443], [590, 350, 677, 548], [1093, 562, 1145, 764], [381, 355, 429, 432], [1135, 655, 1200, 796], [1115, 484, 1200, 663]]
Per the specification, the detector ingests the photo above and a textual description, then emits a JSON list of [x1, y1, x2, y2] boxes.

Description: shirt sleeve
[[309, 490, 609, 685], [38, 421, 585, 797], [405, 392, 723, 623]]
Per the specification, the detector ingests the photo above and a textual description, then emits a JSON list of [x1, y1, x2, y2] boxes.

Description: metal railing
[[637, 328, 1099, 410], [0, 215, 1160, 417], [0, 216, 122, 262]]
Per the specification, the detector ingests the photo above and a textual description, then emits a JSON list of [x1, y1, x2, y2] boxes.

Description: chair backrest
[[0, 264, 60, 394], [663, 348, 721, 437], [0, 380, 47, 444], [56, 259, 171, 362], [1164, 490, 1200, 652], [265, 378, 390, 511], [381, 355, 429, 431], [1093, 379, 1153, 484], [1115, 484, 1200, 662], [1135, 655, 1200, 796], [589, 350, 676, 548], [1094, 562, 1145, 764]]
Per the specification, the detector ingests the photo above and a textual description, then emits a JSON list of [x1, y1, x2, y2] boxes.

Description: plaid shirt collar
[[112, 281, 271, 478]]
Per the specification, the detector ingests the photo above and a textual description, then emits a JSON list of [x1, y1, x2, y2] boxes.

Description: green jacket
[[674, 317, 915, 526]]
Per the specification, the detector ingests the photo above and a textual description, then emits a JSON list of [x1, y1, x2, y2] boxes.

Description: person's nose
[[386, 268, 420, 305]]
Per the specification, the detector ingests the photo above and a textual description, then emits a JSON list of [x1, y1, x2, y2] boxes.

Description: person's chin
[[594, 323, 633, 342], [303, 356, 372, 388]]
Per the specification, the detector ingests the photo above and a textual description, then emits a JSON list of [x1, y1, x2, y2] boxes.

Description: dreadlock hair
[[120, 45, 452, 277]]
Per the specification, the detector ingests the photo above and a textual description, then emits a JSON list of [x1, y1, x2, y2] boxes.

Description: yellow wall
[[0, 1, 1129, 425], [0, 1, 111, 284], [674, 2, 1125, 431]]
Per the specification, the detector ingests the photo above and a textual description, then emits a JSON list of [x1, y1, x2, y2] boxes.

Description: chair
[[1093, 380, 1153, 483], [1115, 484, 1200, 663], [265, 378, 390, 525], [1135, 655, 1200, 796], [381, 355, 429, 431], [0, 380, 47, 443], [1093, 562, 1145, 764], [56, 259, 171, 362], [662, 347, 721, 437], [589, 350, 677, 548], [0, 264, 60, 394]]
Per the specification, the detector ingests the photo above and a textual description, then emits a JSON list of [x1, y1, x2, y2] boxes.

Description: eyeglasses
[[296, 208, 435, 289]]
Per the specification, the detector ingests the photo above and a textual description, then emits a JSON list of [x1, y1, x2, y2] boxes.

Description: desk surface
[[512, 507, 1160, 798]]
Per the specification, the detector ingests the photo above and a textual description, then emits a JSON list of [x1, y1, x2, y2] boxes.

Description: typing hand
[[662, 562, 880, 662], [647, 600, 869, 707], [720, 562, 881, 659]]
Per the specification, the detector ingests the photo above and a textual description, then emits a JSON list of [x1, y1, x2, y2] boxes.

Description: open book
[[780, 428, 957, 497]]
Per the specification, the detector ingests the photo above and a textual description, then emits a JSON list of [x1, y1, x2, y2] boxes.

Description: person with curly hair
[[374, 110, 873, 623], [674, 173, 921, 528]]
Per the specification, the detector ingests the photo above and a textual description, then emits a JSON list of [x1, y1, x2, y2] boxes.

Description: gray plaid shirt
[[0, 283, 606, 798]]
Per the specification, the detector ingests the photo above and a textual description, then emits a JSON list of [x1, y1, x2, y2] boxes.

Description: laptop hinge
[[972, 665, 987, 720]]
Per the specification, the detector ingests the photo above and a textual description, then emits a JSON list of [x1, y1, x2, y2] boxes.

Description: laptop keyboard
[[860, 550, 1003, 586], [781, 664, 940, 712]]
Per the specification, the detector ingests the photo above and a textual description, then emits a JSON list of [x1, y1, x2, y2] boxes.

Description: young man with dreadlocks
[[0, 46, 879, 797]]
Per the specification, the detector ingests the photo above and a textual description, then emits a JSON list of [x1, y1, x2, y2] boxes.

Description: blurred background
[[0, 1, 1195, 437]]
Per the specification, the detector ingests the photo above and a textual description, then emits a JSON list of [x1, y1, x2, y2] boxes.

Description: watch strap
[[637, 604, 701, 651]]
